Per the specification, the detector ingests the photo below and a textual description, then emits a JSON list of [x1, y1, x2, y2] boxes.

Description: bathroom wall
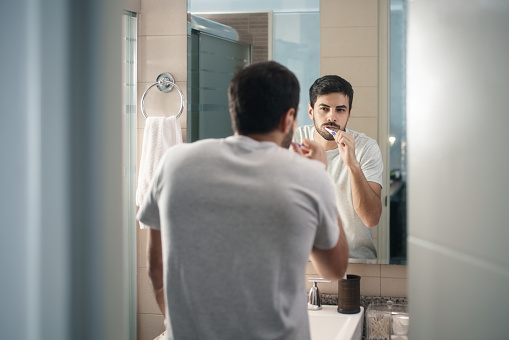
[[195, 12, 270, 64], [136, 1, 406, 339], [136, 0, 188, 339], [407, 0, 509, 338], [306, 263, 407, 297]]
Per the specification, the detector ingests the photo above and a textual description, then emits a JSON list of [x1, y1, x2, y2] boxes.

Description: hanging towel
[[136, 116, 182, 228]]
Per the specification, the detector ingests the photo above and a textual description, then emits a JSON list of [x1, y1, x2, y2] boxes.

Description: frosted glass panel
[[122, 12, 137, 340]]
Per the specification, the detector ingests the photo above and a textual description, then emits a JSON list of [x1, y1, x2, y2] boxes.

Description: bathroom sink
[[308, 305, 364, 340]]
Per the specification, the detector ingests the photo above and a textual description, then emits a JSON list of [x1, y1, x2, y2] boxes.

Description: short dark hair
[[228, 61, 300, 135], [309, 75, 354, 111]]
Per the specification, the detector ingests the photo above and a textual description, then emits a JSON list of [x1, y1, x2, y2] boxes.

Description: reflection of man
[[292, 75, 383, 261], [137, 61, 348, 340]]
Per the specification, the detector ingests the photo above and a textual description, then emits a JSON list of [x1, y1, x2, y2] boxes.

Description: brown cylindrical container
[[337, 274, 361, 314]]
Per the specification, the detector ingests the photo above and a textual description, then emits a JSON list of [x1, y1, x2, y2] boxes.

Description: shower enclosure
[[187, 15, 252, 142]]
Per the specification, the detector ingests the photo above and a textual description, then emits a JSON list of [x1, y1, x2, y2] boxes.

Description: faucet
[[307, 277, 331, 310]]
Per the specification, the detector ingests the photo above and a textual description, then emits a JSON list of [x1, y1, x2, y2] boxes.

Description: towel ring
[[141, 72, 185, 119]]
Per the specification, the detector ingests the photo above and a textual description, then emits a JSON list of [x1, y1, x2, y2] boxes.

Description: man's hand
[[291, 139, 328, 168], [334, 130, 358, 168], [330, 131, 382, 227]]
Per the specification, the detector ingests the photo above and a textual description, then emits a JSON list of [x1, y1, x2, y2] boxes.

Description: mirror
[[188, 0, 407, 265]]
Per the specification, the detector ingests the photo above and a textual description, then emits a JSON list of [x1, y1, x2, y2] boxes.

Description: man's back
[[139, 135, 339, 340]]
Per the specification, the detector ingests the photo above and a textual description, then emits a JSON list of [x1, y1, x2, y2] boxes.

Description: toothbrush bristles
[[324, 127, 336, 136]]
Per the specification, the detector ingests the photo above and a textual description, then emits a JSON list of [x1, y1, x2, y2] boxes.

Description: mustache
[[321, 123, 341, 129]]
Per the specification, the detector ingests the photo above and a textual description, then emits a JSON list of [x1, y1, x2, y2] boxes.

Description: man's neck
[[313, 128, 338, 151], [240, 131, 282, 147]]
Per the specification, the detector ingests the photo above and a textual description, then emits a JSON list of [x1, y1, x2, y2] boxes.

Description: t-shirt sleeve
[[313, 174, 340, 250], [360, 140, 383, 187], [292, 127, 304, 144]]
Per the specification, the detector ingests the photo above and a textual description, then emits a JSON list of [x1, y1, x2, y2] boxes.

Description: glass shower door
[[122, 11, 137, 340], [188, 20, 251, 142]]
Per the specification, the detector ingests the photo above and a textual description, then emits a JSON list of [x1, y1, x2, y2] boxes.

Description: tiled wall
[[137, 0, 188, 339], [306, 262, 407, 298], [195, 12, 270, 63]]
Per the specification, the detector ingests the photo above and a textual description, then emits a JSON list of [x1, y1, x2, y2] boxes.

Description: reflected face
[[309, 93, 351, 141]]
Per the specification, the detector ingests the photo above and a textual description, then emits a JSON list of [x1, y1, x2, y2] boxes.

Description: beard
[[314, 120, 347, 140], [282, 123, 294, 149]]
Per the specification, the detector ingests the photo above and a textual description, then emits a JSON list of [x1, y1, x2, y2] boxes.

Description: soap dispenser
[[307, 278, 331, 310]]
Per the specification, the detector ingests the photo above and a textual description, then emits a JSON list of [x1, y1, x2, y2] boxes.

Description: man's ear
[[280, 108, 296, 133], [308, 103, 314, 120]]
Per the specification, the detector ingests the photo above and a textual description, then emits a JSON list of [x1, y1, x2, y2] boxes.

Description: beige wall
[[136, 0, 406, 339], [136, 0, 188, 339], [306, 263, 407, 297]]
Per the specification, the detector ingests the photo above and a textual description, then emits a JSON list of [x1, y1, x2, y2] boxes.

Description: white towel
[[136, 116, 182, 228]]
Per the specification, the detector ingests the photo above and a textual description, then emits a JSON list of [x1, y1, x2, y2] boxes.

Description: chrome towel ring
[[141, 72, 185, 119]]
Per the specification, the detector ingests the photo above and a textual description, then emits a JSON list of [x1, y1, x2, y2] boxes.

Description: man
[[137, 61, 348, 340], [293, 75, 383, 261]]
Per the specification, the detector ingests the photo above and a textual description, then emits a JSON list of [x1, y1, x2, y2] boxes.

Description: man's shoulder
[[294, 125, 314, 142], [349, 129, 377, 146], [176, 138, 223, 150], [348, 129, 381, 158], [163, 138, 224, 163], [296, 125, 314, 133]]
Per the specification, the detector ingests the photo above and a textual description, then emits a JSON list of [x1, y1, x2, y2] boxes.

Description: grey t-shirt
[[137, 135, 339, 340], [293, 125, 383, 261]]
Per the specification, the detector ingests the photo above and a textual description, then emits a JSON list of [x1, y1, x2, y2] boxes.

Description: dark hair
[[309, 75, 354, 111], [228, 61, 300, 135]]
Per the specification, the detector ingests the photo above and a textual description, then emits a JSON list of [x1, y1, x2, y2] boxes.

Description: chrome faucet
[[307, 277, 331, 310]]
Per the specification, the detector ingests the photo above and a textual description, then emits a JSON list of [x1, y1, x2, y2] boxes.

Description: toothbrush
[[324, 127, 337, 136]]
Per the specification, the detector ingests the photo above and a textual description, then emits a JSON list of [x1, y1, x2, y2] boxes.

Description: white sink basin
[[308, 305, 364, 340]]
